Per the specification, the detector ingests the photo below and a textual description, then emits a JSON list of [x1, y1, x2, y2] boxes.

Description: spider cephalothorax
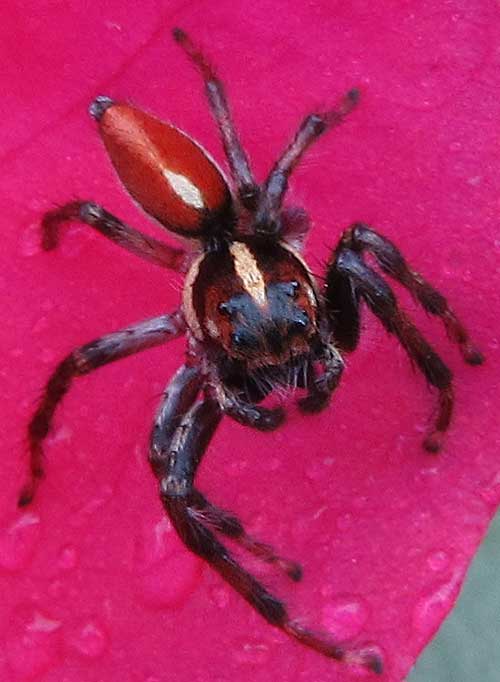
[[19, 28, 483, 675], [184, 239, 318, 366]]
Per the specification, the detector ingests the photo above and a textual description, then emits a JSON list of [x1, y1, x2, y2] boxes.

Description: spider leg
[[255, 89, 359, 237], [153, 398, 383, 674], [328, 249, 454, 452], [151, 372, 299, 580], [340, 223, 484, 365], [173, 29, 259, 210], [19, 310, 186, 507], [298, 342, 344, 414], [210, 384, 285, 431], [42, 200, 187, 271]]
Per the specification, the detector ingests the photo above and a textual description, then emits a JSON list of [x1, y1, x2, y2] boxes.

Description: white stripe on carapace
[[229, 242, 267, 307], [162, 169, 205, 209], [280, 241, 319, 309], [182, 252, 205, 340]]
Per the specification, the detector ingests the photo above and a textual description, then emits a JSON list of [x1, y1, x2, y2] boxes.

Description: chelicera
[[19, 28, 484, 674]]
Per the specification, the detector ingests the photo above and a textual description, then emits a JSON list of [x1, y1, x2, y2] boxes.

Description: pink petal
[[1, 2, 498, 681]]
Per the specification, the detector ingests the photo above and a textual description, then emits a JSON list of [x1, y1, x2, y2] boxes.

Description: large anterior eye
[[218, 302, 233, 317], [277, 281, 299, 298]]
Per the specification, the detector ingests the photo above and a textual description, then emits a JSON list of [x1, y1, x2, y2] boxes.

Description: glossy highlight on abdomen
[[97, 103, 233, 236]]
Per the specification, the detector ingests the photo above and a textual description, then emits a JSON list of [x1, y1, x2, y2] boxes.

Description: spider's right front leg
[[151, 388, 382, 673]]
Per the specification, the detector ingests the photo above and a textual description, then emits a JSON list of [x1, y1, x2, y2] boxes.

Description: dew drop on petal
[[426, 549, 450, 573], [233, 640, 271, 665], [336, 512, 353, 531], [0, 512, 41, 572], [6, 609, 61, 678], [412, 569, 462, 633], [210, 586, 231, 609], [65, 620, 108, 659], [137, 551, 202, 608], [19, 222, 42, 257], [321, 594, 369, 640], [479, 469, 500, 506], [58, 544, 78, 571], [70, 484, 114, 526], [134, 516, 202, 608]]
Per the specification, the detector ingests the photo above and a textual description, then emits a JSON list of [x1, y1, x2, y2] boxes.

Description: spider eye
[[218, 302, 232, 316], [285, 281, 299, 297]]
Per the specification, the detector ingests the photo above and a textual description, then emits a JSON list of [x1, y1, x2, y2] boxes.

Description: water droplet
[[305, 461, 324, 481], [137, 552, 202, 608], [264, 456, 281, 472], [19, 222, 42, 257], [47, 424, 73, 447], [58, 545, 78, 571], [134, 517, 202, 608], [0, 512, 41, 572], [210, 586, 230, 609], [66, 620, 108, 659], [426, 549, 450, 572], [134, 517, 172, 569], [467, 175, 481, 186], [336, 512, 353, 531], [41, 347, 57, 364], [6, 609, 61, 678], [233, 640, 270, 665], [321, 595, 369, 640], [71, 485, 113, 526], [412, 569, 462, 633], [479, 470, 500, 506]]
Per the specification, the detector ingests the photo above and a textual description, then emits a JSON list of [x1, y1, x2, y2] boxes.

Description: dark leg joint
[[225, 403, 285, 431]]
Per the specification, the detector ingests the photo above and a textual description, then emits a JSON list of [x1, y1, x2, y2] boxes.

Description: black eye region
[[273, 281, 299, 298], [267, 282, 310, 333]]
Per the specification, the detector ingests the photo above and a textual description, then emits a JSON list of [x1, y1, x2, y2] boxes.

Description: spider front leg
[[298, 342, 345, 414], [255, 89, 359, 236], [151, 370, 296, 577], [19, 310, 186, 507], [327, 248, 457, 451], [42, 200, 187, 271], [151, 395, 382, 674], [208, 382, 285, 431], [340, 223, 484, 365], [173, 29, 259, 209]]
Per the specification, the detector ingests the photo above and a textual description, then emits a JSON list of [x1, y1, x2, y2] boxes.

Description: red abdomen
[[97, 103, 233, 236]]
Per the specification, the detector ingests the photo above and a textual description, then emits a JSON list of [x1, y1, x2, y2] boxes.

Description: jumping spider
[[19, 28, 483, 674]]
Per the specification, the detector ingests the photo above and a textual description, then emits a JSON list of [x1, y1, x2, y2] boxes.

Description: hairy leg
[[298, 342, 345, 414], [255, 89, 359, 236], [340, 223, 484, 365], [209, 383, 285, 431], [173, 29, 259, 210], [20, 310, 186, 507], [42, 200, 187, 271], [329, 249, 454, 451], [153, 397, 382, 673], [150, 371, 299, 578]]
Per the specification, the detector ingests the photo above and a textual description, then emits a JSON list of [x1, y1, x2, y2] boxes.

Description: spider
[[19, 28, 483, 674]]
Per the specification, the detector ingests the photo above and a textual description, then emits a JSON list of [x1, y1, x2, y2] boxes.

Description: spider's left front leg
[[326, 248, 456, 451], [298, 342, 345, 414], [151, 395, 382, 673]]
